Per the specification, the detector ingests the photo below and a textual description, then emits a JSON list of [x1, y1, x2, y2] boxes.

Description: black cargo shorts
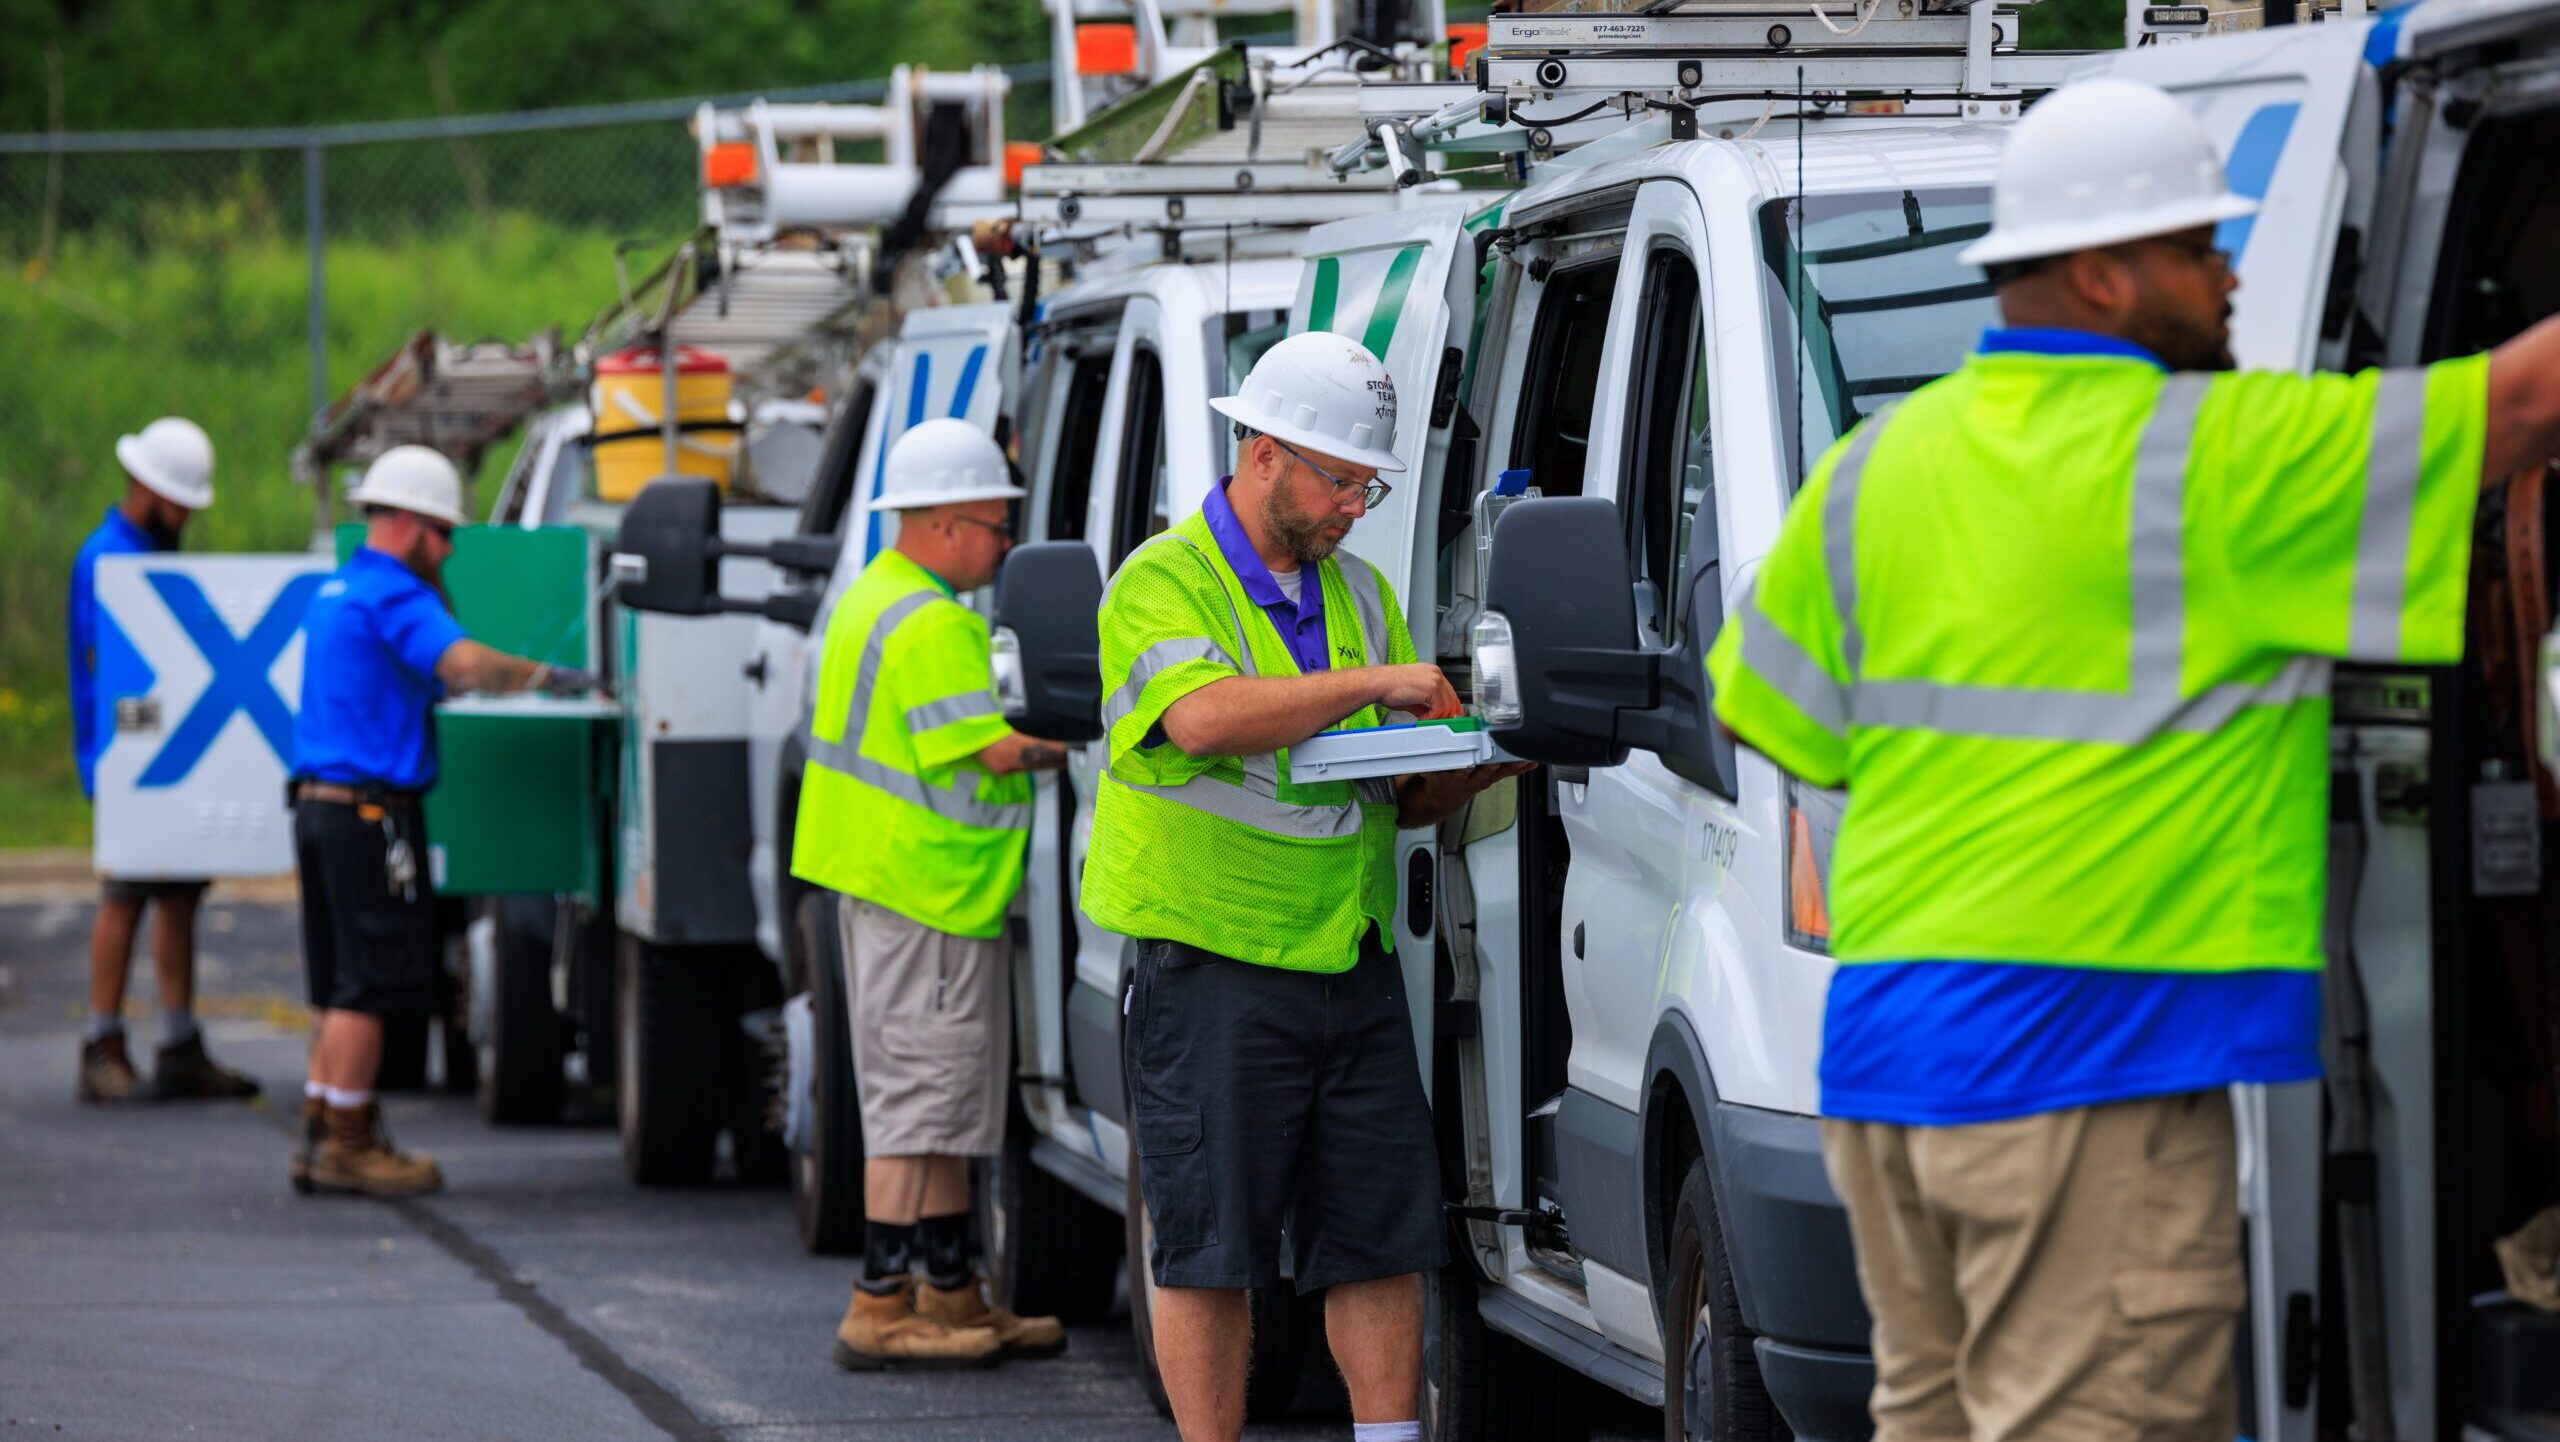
[[1122, 929, 1447, 1293], [293, 797, 443, 1016]]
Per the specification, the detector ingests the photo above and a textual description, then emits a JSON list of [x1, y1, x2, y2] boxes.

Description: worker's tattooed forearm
[[1021, 743, 1070, 771]]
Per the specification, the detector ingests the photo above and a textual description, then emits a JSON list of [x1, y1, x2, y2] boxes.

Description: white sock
[[1352, 1424, 1421, 1442], [322, 1086, 373, 1110], [304, 1080, 328, 1101], [162, 1010, 199, 1046]]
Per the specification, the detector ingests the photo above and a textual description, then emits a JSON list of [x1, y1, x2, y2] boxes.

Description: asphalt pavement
[[0, 890, 1301, 1441]]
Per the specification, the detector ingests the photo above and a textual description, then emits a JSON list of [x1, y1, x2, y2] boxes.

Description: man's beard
[[2130, 303, 2236, 373], [404, 535, 445, 589], [1261, 487, 1347, 565]]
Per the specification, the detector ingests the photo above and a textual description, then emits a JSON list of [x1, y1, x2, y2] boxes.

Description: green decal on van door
[[1360, 245, 1423, 359], [1308, 257, 1343, 333]]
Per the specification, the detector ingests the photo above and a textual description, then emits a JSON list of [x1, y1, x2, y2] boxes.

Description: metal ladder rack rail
[[1337, 0, 2084, 177]]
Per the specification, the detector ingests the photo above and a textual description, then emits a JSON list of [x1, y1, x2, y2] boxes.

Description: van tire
[[1424, 1229, 1591, 1442], [793, 894, 865, 1253], [1124, 1163, 1309, 1420], [984, 1108, 1121, 1322], [478, 898, 565, 1125], [616, 936, 722, 1186], [723, 956, 788, 1186], [1663, 1158, 1785, 1442]]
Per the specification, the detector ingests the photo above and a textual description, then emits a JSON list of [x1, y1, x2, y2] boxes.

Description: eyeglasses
[[948, 514, 1014, 542], [2141, 233, 2231, 273], [422, 519, 455, 543], [1272, 438, 1392, 510]]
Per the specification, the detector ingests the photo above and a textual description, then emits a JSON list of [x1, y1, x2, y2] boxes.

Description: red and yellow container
[[590, 345, 735, 502]]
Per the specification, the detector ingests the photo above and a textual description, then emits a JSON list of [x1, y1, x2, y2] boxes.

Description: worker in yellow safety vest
[[791, 419, 1070, 1371], [1083, 333, 1529, 1442], [1707, 77, 2560, 1442]]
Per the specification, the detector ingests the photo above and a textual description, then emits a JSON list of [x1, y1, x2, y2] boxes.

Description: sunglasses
[[1272, 438, 1392, 510], [948, 514, 1014, 542]]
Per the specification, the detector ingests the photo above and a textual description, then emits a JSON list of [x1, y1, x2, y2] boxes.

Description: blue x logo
[[135, 571, 325, 789]]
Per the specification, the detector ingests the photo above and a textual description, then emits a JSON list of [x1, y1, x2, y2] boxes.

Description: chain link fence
[[0, 72, 1050, 842]]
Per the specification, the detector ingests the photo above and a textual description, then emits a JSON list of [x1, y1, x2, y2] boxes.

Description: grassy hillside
[[1, 208, 636, 847]]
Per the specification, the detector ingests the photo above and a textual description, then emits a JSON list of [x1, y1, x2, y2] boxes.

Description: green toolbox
[[332, 524, 615, 899]]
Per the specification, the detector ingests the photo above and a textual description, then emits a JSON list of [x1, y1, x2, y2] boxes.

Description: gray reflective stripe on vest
[[1099, 637, 1239, 738], [1339, 555, 1392, 667], [1815, 375, 2364, 745], [1737, 600, 1847, 735], [806, 589, 1030, 832], [906, 691, 998, 735], [1822, 413, 1893, 676], [2347, 369, 2431, 657], [2128, 376, 2211, 698]]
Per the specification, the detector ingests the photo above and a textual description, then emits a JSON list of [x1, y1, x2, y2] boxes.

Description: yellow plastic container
[[591, 345, 736, 502]]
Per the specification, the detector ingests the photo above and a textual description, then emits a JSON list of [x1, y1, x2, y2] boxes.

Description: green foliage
[[1, 0, 1051, 132], [0, 207, 634, 845]]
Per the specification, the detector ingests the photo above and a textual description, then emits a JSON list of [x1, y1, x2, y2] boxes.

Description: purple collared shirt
[[1201, 478, 1330, 674]]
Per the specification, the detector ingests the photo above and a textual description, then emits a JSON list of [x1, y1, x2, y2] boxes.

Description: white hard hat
[[347, 445, 470, 528], [1209, 332, 1403, 474], [114, 417, 215, 509], [873, 418, 1025, 511], [1960, 78, 2258, 269]]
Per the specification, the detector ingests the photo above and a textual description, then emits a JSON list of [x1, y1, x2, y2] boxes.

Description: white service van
[[1436, 4, 2560, 1442], [995, 1, 2560, 1438]]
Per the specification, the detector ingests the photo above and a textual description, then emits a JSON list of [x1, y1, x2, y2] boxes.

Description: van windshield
[[1760, 186, 1996, 487]]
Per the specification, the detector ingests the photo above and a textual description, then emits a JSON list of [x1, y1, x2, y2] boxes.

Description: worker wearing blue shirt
[[287, 446, 591, 1199], [69, 416, 261, 1107]]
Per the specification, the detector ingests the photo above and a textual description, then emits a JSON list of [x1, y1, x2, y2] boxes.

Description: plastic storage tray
[[1286, 716, 1514, 783]]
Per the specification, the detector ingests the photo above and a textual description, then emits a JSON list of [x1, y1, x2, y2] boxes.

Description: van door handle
[[1573, 922, 1584, 959], [744, 654, 768, 688]]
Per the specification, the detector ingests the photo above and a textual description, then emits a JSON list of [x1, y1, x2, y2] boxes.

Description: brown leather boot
[[831, 1278, 1002, 1371], [917, 1274, 1067, 1359], [288, 1096, 326, 1194], [153, 1033, 262, 1101], [308, 1103, 443, 1198], [77, 1032, 147, 1104]]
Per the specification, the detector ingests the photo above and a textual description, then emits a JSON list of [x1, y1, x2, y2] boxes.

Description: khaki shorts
[[1822, 1090, 2244, 1442], [838, 897, 1009, 1158]]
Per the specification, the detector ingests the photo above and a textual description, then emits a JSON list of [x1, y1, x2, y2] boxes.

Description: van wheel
[[983, 1106, 1121, 1321], [1424, 1226, 1590, 1442], [1663, 1158, 1785, 1442], [1124, 1163, 1309, 1420], [793, 894, 865, 1253], [477, 898, 565, 1125], [616, 936, 722, 1186], [723, 953, 788, 1186]]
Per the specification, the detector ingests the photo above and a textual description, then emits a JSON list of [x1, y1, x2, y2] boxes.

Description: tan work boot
[[288, 1096, 327, 1194], [917, 1274, 1067, 1359], [77, 1033, 147, 1104], [308, 1103, 443, 1198], [831, 1277, 1002, 1371]]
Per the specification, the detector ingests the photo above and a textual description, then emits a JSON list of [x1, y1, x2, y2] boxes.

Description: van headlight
[[1471, 611, 1522, 728], [992, 626, 1027, 718]]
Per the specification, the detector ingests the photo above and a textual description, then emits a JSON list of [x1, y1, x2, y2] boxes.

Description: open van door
[[837, 302, 1020, 589], [1288, 202, 1487, 1071], [2092, 19, 2384, 371]]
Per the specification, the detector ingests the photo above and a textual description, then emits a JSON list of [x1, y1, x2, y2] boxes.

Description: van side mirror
[[613, 477, 720, 614], [612, 475, 829, 630], [1474, 496, 1653, 768], [993, 542, 1104, 743]]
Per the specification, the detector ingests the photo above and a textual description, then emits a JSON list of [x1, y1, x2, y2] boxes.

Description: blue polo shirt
[[67, 507, 170, 798], [1201, 478, 1330, 674], [291, 547, 468, 791]]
